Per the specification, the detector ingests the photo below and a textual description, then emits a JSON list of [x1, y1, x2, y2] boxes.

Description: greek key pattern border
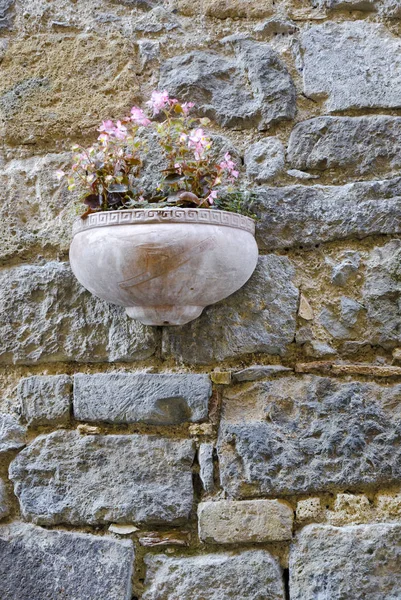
[[72, 208, 255, 235]]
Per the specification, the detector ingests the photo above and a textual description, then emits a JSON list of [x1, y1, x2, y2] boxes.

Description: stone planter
[[69, 208, 258, 326]]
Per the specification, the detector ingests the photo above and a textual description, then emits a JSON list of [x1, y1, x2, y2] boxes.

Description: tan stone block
[[204, 0, 274, 18], [296, 498, 324, 523], [329, 493, 372, 525], [298, 294, 314, 321], [376, 494, 401, 519], [0, 34, 140, 151], [210, 371, 232, 385], [198, 499, 293, 544]]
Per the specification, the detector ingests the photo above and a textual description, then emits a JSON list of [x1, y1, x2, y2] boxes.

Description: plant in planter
[[63, 92, 258, 326]]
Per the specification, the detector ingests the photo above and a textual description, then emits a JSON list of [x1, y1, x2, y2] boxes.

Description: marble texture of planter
[[69, 208, 258, 326]]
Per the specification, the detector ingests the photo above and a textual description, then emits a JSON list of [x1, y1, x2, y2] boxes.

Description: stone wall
[[1, 0, 401, 598]]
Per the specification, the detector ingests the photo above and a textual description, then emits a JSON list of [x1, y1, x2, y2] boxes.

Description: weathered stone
[[296, 498, 324, 524], [244, 138, 285, 183], [0, 414, 26, 452], [0, 154, 77, 262], [218, 376, 401, 497], [0, 522, 134, 600], [162, 255, 298, 364], [9, 431, 195, 525], [363, 240, 401, 349], [134, 7, 177, 32], [233, 365, 293, 382], [340, 297, 364, 327], [73, 372, 211, 425], [199, 443, 214, 493], [143, 551, 285, 600], [329, 493, 372, 525], [18, 375, 72, 426], [298, 294, 314, 320], [0, 33, 140, 150], [247, 178, 401, 250], [301, 22, 401, 112], [254, 16, 298, 37], [376, 493, 401, 519], [198, 499, 293, 543], [319, 307, 350, 339], [204, 0, 274, 18], [304, 341, 337, 358], [0, 261, 158, 364], [316, 0, 376, 10], [0, 0, 13, 29], [290, 524, 401, 599], [288, 116, 401, 179], [159, 41, 296, 130], [0, 480, 9, 521], [331, 251, 361, 286], [210, 371, 232, 385]]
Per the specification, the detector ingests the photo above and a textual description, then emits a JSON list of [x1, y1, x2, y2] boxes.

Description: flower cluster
[[59, 91, 241, 215]]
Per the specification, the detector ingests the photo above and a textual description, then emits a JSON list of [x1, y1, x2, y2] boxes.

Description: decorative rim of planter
[[72, 207, 256, 237]]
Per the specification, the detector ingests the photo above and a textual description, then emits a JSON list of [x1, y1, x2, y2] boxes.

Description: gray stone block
[[0, 522, 134, 600], [301, 22, 401, 112], [233, 365, 293, 382], [199, 443, 214, 493], [159, 40, 295, 130], [244, 138, 285, 183], [198, 499, 293, 544], [287, 116, 401, 178], [290, 524, 401, 599], [0, 0, 14, 29], [218, 376, 401, 497], [0, 261, 158, 364], [363, 239, 401, 348], [9, 431, 195, 525], [0, 414, 26, 453], [162, 255, 298, 364], [18, 375, 72, 426], [73, 372, 211, 425], [143, 550, 285, 599], [247, 178, 401, 250]]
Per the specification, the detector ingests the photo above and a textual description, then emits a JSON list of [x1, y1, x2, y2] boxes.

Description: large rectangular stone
[[198, 499, 293, 544], [289, 524, 401, 599], [18, 375, 72, 426], [301, 22, 401, 111], [9, 431, 195, 525], [287, 116, 401, 179], [143, 551, 285, 599], [162, 255, 298, 364], [218, 376, 401, 497], [247, 178, 401, 250], [0, 522, 134, 600], [0, 261, 158, 364], [73, 372, 211, 425]]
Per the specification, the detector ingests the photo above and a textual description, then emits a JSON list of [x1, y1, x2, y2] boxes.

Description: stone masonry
[[1, 0, 401, 598]]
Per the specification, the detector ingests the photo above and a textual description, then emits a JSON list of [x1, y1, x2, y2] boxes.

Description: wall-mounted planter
[[69, 208, 258, 326]]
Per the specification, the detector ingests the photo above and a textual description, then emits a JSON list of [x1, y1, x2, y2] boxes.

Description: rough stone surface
[[198, 499, 293, 543], [159, 41, 296, 130], [0, 33, 140, 150], [330, 251, 361, 286], [73, 372, 211, 425], [162, 255, 298, 364], [9, 431, 195, 525], [0, 522, 134, 600], [143, 551, 285, 599], [0, 414, 26, 453], [0, 480, 9, 521], [199, 443, 214, 493], [296, 498, 323, 524], [301, 22, 401, 112], [247, 178, 401, 250], [218, 376, 401, 497], [244, 138, 285, 182], [287, 116, 401, 178], [290, 524, 401, 599], [0, 261, 158, 364], [0, 153, 76, 262], [204, 0, 274, 18], [363, 239, 401, 349], [18, 375, 72, 426], [0, 0, 13, 29]]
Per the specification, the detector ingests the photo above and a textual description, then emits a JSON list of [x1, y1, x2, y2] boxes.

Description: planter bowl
[[69, 208, 258, 326]]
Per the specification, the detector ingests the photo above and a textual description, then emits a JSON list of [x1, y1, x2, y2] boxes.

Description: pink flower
[[206, 190, 218, 205], [55, 169, 65, 180], [146, 90, 170, 115], [113, 120, 128, 140], [130, 106, 151, 126], [219, 152, 239, 179], [182, 102, 194, 115], [98, 120, 116, 135], [188, 128, 210, 160]]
